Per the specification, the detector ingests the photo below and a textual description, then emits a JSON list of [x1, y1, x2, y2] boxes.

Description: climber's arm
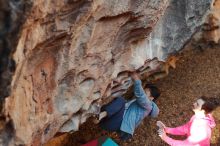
[[130, 72, 152, 109]]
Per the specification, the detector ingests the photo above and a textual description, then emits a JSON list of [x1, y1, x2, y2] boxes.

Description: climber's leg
[[101, 96, 125, 118], [99, 97, 126, 131]]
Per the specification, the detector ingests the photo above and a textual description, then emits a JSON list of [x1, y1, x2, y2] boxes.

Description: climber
[[157, 96, 217, 146], [94, 71, 160, 140]]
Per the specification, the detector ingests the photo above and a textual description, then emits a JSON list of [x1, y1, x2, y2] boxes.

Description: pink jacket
[[163, 114, 216, 146]]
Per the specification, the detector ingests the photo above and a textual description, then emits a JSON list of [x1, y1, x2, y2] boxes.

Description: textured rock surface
[[0, 1, 32, 145], [193, 0, 220, 46], [0, 0, 213, 145], [0, 0, 32, 101], [144, 0, 213, 60]]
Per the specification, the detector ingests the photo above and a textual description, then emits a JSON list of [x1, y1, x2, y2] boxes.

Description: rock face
[[0, 0, 32, 101], [146, 0, 213, 60], [0, 1, 32, 145], [1, 0, 213, 145], [194, 0, 220, 46]]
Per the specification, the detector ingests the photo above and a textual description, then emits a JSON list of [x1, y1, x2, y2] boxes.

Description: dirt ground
[[45, 43, 220, 146]]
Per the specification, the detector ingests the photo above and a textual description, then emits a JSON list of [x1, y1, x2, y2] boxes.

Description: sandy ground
[[45, 43, 220, 146]]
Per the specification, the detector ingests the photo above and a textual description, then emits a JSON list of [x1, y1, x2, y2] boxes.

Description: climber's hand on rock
[[130, 71, 140, 81]]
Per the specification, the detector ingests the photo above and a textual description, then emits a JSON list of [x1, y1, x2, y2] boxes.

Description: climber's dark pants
[[99, 97, 125, 131], [99, 97, 133, 140]]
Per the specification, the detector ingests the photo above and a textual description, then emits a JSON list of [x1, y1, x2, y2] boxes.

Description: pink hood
[[204, 114, 216, 129]]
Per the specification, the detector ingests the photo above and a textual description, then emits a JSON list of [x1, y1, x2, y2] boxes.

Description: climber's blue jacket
[[120, 80, 159, 135]]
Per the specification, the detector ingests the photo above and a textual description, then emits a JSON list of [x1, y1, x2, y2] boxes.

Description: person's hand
[[157, 128, 167, 139], [156, 121, 166, 130], [129, 71, 140, 81]]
